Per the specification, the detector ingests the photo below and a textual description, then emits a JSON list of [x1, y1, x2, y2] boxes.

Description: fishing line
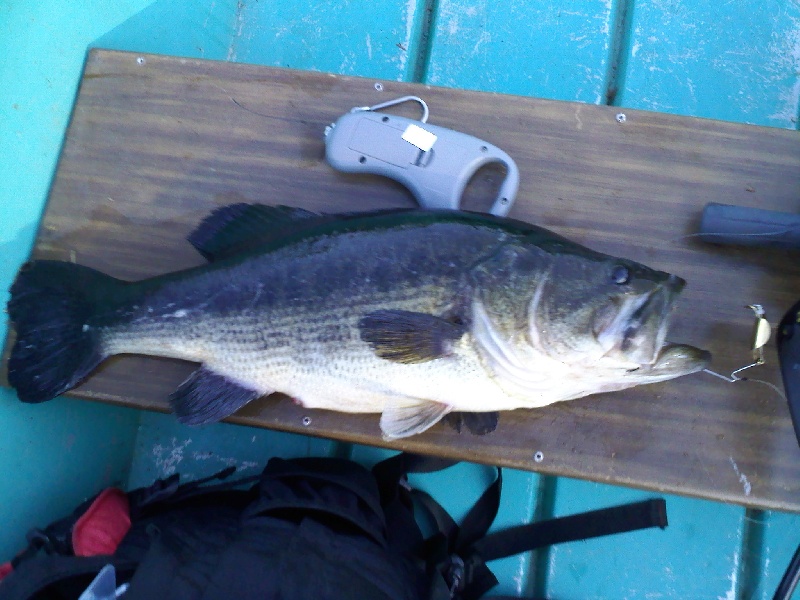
[[702, 368, 787, 401]]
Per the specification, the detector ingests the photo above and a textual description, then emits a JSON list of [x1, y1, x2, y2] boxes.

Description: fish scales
[[6, 206, 710, 439], [101, 219, 514, 415]]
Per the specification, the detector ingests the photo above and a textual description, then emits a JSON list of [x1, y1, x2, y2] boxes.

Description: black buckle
[[445, 554, 465, 598], [25, 529, 55, 554]]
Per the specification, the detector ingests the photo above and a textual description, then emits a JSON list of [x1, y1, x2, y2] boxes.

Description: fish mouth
[[595, 275, 689, 368], [640, 343, 711, 378]]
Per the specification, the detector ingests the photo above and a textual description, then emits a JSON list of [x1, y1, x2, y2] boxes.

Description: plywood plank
[[5, 49, 800, 511]]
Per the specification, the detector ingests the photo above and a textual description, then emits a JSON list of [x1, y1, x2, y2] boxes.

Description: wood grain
[[4, 49, 800, 511]]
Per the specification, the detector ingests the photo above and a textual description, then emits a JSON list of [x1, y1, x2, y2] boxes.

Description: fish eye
[[611, 265, 630, 285]]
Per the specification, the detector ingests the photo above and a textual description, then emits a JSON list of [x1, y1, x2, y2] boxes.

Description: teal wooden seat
[[2, 2, 799, 598]]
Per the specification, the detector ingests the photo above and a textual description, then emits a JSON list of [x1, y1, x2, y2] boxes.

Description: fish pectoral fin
[[169, 366, 264, 425], [380, 398, 452, 440], [359, 310, 467, 364]]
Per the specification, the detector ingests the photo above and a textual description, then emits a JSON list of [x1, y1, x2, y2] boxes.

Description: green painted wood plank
[[743, 510, 800, 600], [0, 0, 153, 278], [92, 0, 241, 62], [425, 0, 618, 103], [537, 479, 747, 599], [619, 0, 800, 128], [95, 0, 427, 79], [229, 0, 426, 80], [126, 412, 343, 487], [479, 468, 541, 597], [0, 394, 140, 560], [0, 0, 159, 563]]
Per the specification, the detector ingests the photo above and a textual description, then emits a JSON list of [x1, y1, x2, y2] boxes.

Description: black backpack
[[0, 453, 668, 600]]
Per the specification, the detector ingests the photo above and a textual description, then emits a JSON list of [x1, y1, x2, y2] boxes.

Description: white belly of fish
[[206, 333, 522, 414], [105, 301, 610, 417]]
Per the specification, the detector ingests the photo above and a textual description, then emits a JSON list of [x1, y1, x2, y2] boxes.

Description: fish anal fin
[[187, 204, 320, 261], [380, 398, 452, 440], [170, 366, 264, 425], [359, 310, 466, 364]]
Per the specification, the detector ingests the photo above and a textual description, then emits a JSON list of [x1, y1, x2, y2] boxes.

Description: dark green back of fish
[[126, 206, 565, 323]]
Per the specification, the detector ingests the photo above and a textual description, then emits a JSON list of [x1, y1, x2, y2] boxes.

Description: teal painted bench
[[2, 1, 799, 597]]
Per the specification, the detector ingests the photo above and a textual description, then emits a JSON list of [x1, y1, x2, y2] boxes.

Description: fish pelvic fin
[[443, 411, 500, 435], [170, 366, 263, 425], [359, 310, 467, 364], [7, 261, 125, 403], [380, 398, 452, 440]]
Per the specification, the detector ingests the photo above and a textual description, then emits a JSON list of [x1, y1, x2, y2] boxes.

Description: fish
[[6, 204, 711, 439]]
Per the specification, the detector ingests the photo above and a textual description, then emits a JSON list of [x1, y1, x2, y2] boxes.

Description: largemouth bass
[[7, 204, 710, 439]]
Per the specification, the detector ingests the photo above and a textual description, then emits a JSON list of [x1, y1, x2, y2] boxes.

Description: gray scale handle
[[325, 111, 519, 216]]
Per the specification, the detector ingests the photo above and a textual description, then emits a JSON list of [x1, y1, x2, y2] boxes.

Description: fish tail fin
[[7, 260, 124, 403]]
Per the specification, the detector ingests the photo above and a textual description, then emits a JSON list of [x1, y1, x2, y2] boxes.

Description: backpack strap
[[413, 469, 503, 600], [451, 469, 502, 551], [372, 453, 503, 599], [372, 453, 461, 557], [0, 555, 137, 600], [372, 453, 460, 505], [471, 498, 668, 562], [375, 454, 670, 600], [128, 466, 258, 518]]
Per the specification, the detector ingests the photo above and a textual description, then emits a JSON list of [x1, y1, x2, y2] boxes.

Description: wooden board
[[4, 49, 800, 511]]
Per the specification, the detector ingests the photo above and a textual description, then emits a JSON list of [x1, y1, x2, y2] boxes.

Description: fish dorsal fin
[[359, 310, 467, 364], [188, 203, 320, 261], [380, 398, 452, 440], [170, 366, 264, 425]]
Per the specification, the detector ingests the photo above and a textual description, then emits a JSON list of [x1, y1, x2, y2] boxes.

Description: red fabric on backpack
[[72, 488, 131, 557], [0, 561, 12, 581]]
